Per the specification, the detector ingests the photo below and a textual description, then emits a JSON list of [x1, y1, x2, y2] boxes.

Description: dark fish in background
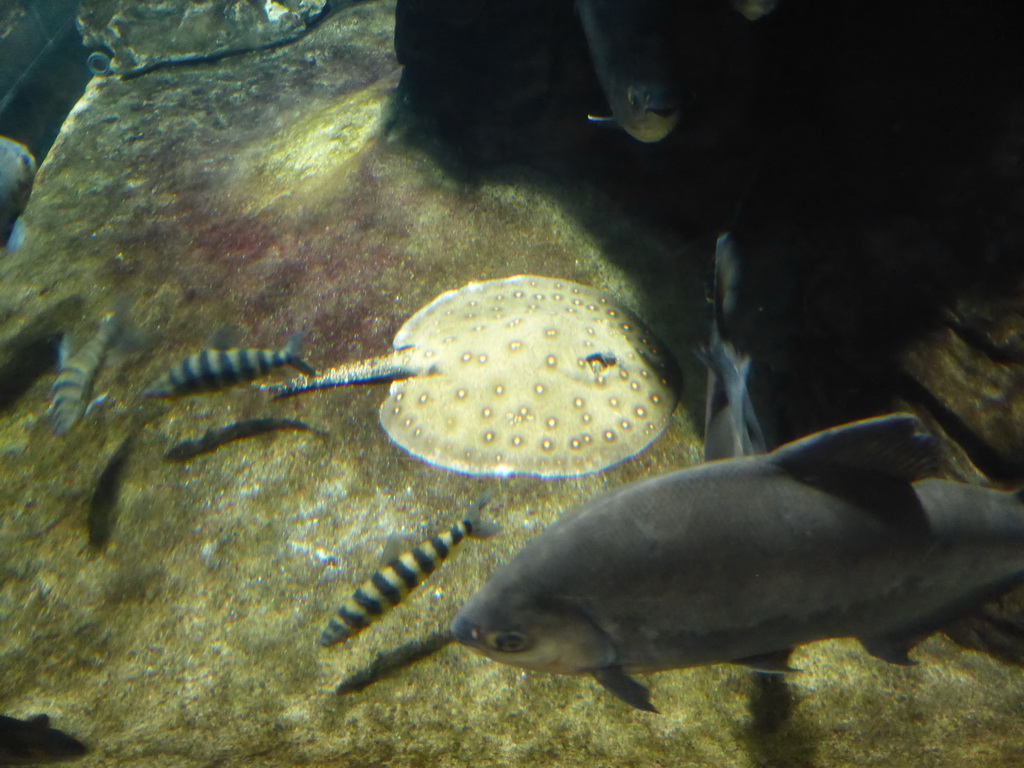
[[0, 713, 87, 765], [143, 333, 316, 398], [453, 414, 1024, 712], [700, 233, 766, 460], [51, 307, 125, 436], [164, 417, 327, 460], [0, 1, 93, 163], [320, 494, 499, 648], [577, 0, 683, 142], [0, 136, 35, 252]]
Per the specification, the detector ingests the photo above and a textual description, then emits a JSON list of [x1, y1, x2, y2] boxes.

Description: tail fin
[[702, 232, 766, 460], [283, 332, 317, 376], [464, 493, 499, 539], [107, 295, 131, 337], [103, 294, 140, 352]]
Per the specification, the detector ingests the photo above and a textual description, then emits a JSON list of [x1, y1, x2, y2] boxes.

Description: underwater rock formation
[[78, 0, 330, 75], [1, 0, 1024, 766]]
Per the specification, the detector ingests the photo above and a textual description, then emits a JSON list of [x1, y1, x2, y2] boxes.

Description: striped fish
[[143, 333, 316, 398], [51, 310, 122, 436], [319, 494, 499, 648]]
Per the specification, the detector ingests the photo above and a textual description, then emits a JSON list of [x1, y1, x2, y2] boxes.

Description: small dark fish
[[164, 417, 326, 460], [320, 494, 499, 648], [453, 414, 1024, 712], [51, 309, 124, 436], [0, 714, 87, 765], [335, 630, 454, 695], [143, 332, 316, 398], [0, 136, 35, 252]]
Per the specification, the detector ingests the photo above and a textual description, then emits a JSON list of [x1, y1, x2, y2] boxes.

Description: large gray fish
[[577, 0, 683, 143], [143, 333, 315, 398], [0, 136, 36, 252], [51, 309, 124, 436], [452, 413, 1024, 712], [0, 714, 87, 765]]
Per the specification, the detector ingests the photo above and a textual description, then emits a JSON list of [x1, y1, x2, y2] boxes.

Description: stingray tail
[[269, 352, 412, 399]]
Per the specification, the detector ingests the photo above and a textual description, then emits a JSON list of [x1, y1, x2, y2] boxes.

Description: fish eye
[[87, 51, 113, 76], [491, 631, 529, 653]]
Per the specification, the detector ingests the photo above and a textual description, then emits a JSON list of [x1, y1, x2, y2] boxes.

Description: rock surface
[[79, 0, 330, 74], [2, 1, 1024, 767]]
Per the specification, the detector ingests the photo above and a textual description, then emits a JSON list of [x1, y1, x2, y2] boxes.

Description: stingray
[[272, 275, 681, 478]]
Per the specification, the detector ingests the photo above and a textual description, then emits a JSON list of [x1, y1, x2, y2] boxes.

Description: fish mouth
[[623, 110, 681, 143], [617, 82, 684, 142], [450, 614, 484, 648]]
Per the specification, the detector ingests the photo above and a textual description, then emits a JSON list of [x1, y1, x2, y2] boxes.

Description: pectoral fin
[[592, 666, 658, 713], [208, 326, 239, 350], [6, 216, 26, 251]]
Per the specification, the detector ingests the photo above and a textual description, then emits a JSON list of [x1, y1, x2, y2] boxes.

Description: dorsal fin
[[380, 534, 412, 565], [208, 326, 239, 350], [771, 413, 939, 484]]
